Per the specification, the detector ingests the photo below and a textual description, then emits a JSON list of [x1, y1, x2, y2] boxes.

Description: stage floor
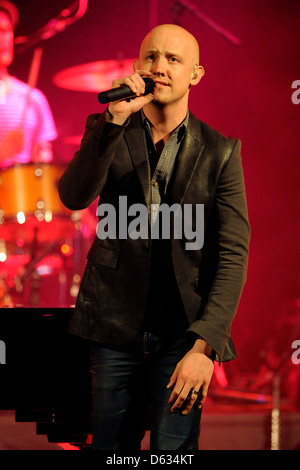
[[1, 403, 300, 451]]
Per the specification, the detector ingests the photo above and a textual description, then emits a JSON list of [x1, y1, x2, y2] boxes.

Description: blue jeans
[[90, 333, 202, 450]]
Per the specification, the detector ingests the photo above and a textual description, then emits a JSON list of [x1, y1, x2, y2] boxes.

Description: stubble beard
[[151, 89, 174, 108]]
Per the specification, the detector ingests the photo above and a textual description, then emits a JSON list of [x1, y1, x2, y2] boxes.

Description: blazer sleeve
[[58, 112, 128, 210], [186, 138, 251, 362]]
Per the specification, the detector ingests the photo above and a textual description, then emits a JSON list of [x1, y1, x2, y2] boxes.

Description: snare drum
[[0, 162, 77, 243]]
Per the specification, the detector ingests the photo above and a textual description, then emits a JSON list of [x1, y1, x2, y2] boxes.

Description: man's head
[[0, 1, 18, 69], [135, 24, 205, 108]]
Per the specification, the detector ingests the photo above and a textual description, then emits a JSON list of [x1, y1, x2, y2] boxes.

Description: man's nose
[[151, 57, 166, 76]]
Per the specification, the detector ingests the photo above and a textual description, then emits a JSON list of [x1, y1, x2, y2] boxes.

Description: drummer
[[0, 1, 57, 168]]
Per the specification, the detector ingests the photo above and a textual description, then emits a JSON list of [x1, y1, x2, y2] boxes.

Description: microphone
[[98, 77, 155, 104]]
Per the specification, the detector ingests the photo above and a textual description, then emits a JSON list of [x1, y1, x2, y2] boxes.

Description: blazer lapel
[[124, 112, 151, 212], [124, 111, 204, 210], [169, 113, 204, 206]]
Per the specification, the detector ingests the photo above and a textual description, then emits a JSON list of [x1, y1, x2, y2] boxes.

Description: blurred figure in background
[[0, 1, 58, 306], [0, 0, 57, 168]]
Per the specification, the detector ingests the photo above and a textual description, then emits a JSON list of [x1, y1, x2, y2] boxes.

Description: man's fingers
[[166, 365, 179, 390], [134, 69, 152, 77], [181, 386, 203, 415], [112, 72, 151, 96], [169, 379, 210, 414], [169, 382, 192, 412], [198, 383, 209, 409], [168, 379, 184, 404], [169, 383, 205, 414], [126, 75, 145, 95]]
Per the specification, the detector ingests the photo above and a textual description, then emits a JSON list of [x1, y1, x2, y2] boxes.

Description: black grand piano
[[0, 307, 92, 449]]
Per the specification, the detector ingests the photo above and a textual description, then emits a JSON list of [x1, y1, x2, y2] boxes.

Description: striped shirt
[[0, 76, 57, 168]]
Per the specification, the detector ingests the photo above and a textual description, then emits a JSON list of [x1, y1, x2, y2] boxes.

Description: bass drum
[[0, 162, 79, 243]]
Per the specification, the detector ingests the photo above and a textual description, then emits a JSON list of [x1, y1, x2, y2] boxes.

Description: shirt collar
[[141, 109, 189, 143]]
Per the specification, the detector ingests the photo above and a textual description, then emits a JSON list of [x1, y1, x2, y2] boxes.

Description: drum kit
[[0, 58, 132, 307]]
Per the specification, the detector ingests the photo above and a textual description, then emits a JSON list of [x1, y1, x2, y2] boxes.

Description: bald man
[[59, 24, 250, 450]]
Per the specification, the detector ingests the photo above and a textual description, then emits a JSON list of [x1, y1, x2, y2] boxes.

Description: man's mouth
[[154, 80, 170, 87]]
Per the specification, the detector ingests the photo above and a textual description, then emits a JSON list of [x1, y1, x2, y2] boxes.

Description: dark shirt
[[141, 111, 190, 341]]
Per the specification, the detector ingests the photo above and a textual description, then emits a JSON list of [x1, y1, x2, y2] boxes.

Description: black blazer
[[58, 110, 250, 362]]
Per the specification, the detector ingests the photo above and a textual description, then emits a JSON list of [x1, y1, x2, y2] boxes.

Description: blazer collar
[[124, 112, 151, 210], [169, 112, 204, 205]]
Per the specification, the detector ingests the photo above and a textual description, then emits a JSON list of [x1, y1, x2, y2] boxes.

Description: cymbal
[[53, 58, 135, 92]]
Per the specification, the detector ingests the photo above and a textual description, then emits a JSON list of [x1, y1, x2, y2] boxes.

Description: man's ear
[[190, 65, 205, 86], [133, 59, 139, 72]]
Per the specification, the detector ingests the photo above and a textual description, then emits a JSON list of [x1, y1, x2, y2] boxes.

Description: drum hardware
[[0, 236, 80, 307], [0, 212, 92, 307], [68, 217, 84, 303], [11, 235, 68, 306], [13, 230, 55, 288], [271, 373, 281, 451], [170, 0, 241, 45], [266, 350, 291, 451], [14, 1, 89, 53], [0, 162, 86, 306], [258, 310, 300, 450], [0, 218, 89, 307]]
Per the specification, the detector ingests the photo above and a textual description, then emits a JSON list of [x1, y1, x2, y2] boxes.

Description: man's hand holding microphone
[[98, 70, 155, 126]]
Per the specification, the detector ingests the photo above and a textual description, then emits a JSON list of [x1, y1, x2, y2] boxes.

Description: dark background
[[8, 0, 300, 376]]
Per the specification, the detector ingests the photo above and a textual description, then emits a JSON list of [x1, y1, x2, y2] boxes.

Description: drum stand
[[14, 231, 58, 306], [12, 218, 85, 307], [69, 220, 83, 304]]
